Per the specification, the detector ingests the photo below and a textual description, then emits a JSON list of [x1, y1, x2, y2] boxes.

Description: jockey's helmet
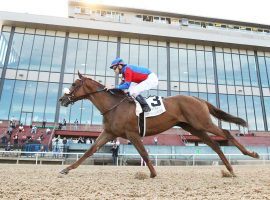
[[110, 57, 125, 69]]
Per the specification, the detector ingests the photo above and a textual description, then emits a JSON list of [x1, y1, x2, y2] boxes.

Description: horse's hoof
[[231, 172, 237, 177], [150, 173, 157, 178], [60, 168, 69, 175], [253, 152, 260, 159]]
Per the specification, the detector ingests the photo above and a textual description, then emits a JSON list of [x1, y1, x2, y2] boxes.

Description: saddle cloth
[[135, 96, 166, 117], [136, 96, 165, 137]]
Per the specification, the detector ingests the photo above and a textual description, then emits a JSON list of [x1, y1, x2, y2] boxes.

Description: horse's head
[[59, 71, 103, 107]]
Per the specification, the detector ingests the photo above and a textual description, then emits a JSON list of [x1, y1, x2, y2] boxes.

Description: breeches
[[128, 73, 158, 97]]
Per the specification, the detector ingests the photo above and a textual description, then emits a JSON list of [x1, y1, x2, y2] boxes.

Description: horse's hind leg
[[60, 131, 115, 174], [126, 131, 157, 178], [180, 124, 235, 176], [222, 129, 259, 158], [205, 124, 259, 159]]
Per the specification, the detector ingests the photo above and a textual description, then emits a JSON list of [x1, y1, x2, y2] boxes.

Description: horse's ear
[[78, 71, 83, 79]]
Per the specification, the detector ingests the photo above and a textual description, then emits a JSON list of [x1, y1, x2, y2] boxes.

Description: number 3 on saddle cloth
[[135, 96, 166, 137]]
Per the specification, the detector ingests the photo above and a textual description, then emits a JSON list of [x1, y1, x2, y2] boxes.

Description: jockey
[[106, 57, 158, 112]]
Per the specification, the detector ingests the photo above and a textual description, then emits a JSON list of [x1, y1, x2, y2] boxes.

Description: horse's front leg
[[60, 131, 115, 174], [126, 132, 157, 178]]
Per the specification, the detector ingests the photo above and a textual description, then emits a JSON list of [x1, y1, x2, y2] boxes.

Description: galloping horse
[[59, 72, 259, 177]]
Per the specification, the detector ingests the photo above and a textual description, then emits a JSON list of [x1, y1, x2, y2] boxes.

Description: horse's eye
[[72, 83, 76, 87]]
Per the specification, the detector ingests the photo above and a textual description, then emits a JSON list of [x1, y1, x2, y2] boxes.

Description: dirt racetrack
[[0, 164, 269, 200]]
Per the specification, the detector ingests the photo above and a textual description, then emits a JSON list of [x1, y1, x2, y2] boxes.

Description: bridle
[[67, 79, 106, 103], [66, 79, 129, 115]]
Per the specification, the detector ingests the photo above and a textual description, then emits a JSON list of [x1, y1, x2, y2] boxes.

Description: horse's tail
[[197, 98, 248, 127]]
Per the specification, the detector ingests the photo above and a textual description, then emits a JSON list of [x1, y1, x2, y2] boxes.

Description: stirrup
[[142, 105, 151, 112]]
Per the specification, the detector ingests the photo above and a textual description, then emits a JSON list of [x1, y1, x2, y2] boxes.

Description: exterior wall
[[1, 11, 270, 51], [0, 11, 270, 132]]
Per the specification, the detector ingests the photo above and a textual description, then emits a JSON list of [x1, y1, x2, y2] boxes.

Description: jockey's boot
[[136, 95, 151, 112]]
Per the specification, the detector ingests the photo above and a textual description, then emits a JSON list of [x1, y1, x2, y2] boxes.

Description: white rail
[[0, 151, 269, 166]]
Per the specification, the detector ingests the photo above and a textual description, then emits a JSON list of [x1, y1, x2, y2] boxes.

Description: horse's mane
[[86, 77, 128, 99], [108, 89, 128, 98]]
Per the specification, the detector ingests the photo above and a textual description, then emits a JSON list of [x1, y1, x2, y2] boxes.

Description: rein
[[68, 88, 107, 103], [68, 82, 129, 115], [101, 96, 129, 115]]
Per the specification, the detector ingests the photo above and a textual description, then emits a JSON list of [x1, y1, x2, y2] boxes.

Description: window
[[74, 7, 81, 14], [181, 18, 189, 26], [240, 54, 251, 86], [22, 81, 37, 113], [228, 95, 238, 130], [33, 82, 48, 122], [129, 44, 139, 65], [18, 34, 34, 70], [59, 84, 71, 123], [101, 11, 106, 17], [0, 32, 10, 68], [51, 37, 65, 72], [143, 15, 153, 22], [86, 40, 98, 75], [81, 100, 92, 124], [30, 35, 45, 70], [205, 51, 215, 84], [153, 16, 160, 23], [206, 22, 213, 27], [40, 36, 55, 71], [106, 42, 117, 77], [215, 52, 226, 84], [245, 95, 256, 130], [179, 49, 188, 82], [221, 24, 227, 28], [65, 38, 78, 73], [70, 100, 82, 124], [232, 53, 242, 86], [219, 94, 230, 129], [254, 96, 264, 130], [0, 80, 15, 120], [96, 41, 108, 76], [7, 33, 24, 69], [248, 55, 258, 87], [170, 48, 179, 82], [149, 46, 158, 74], [81, 7, 86, 14], [139, 45, 148, 67], [224, 53, 234, 85], [196, 51, 206, 83], [194, 21, 201, 26], [201, 22, 206, 28], [75, 39, 88, 74], [264, 97, 270, 130], [187, 49, 197, 83], [9, 80, 26, 120], [158, 47, 167, 81], [44, 83, 58, 122], [258, 56, 269, 87], [236, 95, 247, 123]]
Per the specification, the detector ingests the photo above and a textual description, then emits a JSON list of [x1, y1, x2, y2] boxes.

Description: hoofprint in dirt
[[0, 164, 269, 200]]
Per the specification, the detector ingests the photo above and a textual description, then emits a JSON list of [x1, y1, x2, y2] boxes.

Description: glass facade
[[0, 26, 270, 131]]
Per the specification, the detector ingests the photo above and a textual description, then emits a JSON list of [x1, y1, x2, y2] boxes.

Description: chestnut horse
[[59, 72, 259, 177]]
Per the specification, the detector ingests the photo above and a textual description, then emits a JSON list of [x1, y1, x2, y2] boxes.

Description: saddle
[[135, 96, 166, 137]]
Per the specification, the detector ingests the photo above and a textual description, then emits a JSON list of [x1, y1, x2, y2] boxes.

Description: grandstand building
[[0, 0, 270, 144]]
